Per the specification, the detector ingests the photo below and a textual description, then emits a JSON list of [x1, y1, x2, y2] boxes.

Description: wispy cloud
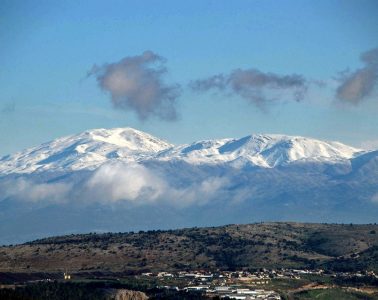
[[190, 68, 308, 108], [88, 51, 181, 121], [336, 48, 378, 104]]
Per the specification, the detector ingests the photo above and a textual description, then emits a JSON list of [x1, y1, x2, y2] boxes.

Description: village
[[142, 269, 281, 299], [1, 267, 377, 300], [139, 269, 315, 299], [136, 268, 378, 299]]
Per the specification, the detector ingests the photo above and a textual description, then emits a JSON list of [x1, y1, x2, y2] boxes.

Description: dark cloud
[[88, 51, 181, 121], [190, 68, 308, 107], [336, 48, 378, 104]]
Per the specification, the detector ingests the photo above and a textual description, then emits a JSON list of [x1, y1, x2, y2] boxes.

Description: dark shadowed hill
[[1, 222, 378, 273]]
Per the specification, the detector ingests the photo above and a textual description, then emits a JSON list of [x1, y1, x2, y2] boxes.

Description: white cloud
[[83, 162, 167, 203], [82, 162, 231, 207], [0, 178, 72, 203], [0, 162, 232, 207], [166, 176, 230, 207]]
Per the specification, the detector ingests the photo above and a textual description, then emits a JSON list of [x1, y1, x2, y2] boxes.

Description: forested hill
[[1, 222, 378, 273]]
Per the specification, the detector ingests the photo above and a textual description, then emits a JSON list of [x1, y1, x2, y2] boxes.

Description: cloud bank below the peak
[[0, 162, 232, 207]]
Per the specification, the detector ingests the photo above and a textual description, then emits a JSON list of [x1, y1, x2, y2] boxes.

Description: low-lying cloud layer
[[0, 162, 232, 207], [336, 48, 378, 104], [1, 178, 72, 203], [84, 163, 167, 204], [88, 51, 181, 121], [190, 68, 308, 108]]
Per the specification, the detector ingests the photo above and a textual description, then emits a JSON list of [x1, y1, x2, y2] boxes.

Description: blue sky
[[1, 0, 378, 156]]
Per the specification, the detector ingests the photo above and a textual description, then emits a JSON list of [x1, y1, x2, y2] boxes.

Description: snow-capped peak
[[81, 127, 172, 151], [0, 127, 172, 174]]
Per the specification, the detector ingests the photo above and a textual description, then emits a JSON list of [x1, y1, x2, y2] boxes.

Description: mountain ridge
[[0, 127, 366, 174]]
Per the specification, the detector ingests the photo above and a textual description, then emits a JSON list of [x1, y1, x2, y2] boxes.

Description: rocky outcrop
[[104, 289, 148, 300]]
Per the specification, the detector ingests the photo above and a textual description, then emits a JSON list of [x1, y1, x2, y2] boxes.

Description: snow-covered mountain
[[156, 134, 361, 167], [0, 128, 362, 174], [0, 127, 377, 244]]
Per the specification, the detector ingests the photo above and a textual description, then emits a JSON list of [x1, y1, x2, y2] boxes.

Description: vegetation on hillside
[[1, 223, 377, 273]]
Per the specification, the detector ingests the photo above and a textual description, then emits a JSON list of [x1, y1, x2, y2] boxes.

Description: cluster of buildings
[[330, 270, 377, 279], [140, 268, 377, 299], [187, 286, 281, 299], [142, 268, 323, 283], [142, 270, 285, 299]]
